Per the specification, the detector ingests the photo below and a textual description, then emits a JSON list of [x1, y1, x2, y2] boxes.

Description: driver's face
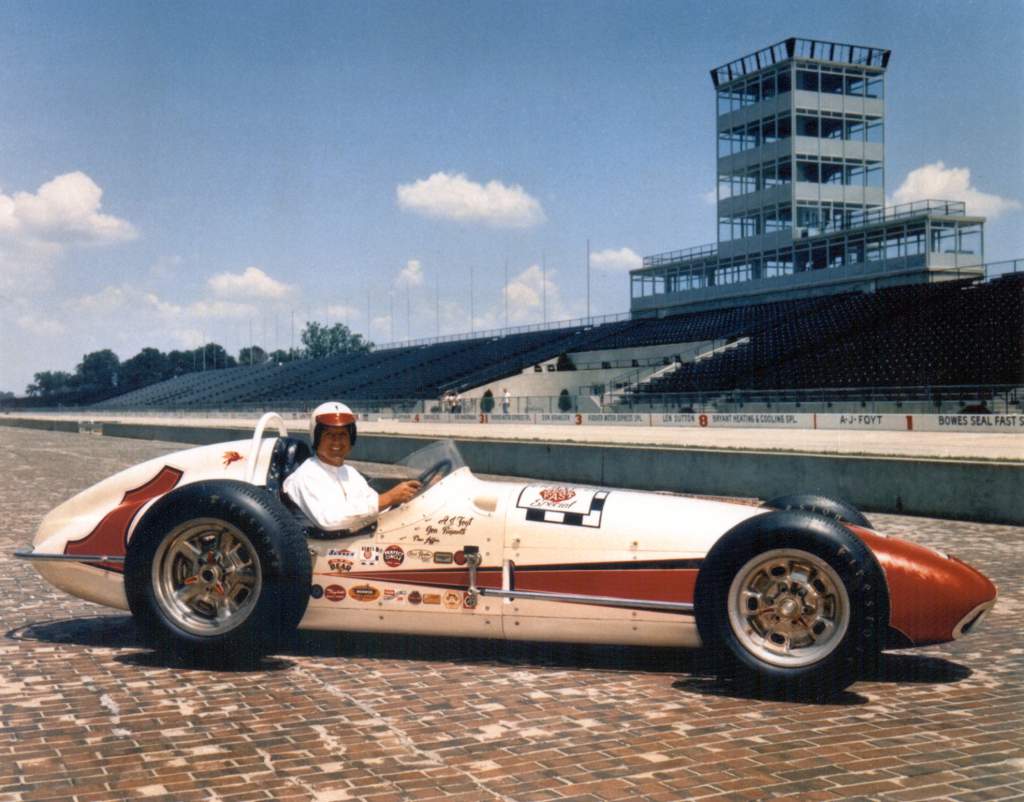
[[317, 426, 351, 467]]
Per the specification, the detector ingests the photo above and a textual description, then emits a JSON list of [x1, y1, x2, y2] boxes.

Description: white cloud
[[0, 172, 137, 297], [70, 286, 254, 322], [890, 162, 1021, 219], [0, 171, 137, 244], [327, 303, 361, 323], [395, 259, 425, 288], [396, 172, 545, 228], [188, 299, 256, 319], [208, 266, 293, 299], [590, 247, 642, 272], [16, 314, 65, 338], [502, 264, 574, 324], [370, 314, 392, 339]]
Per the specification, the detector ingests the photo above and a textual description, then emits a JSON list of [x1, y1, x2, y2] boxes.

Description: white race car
[[16, 413, 997, 697]]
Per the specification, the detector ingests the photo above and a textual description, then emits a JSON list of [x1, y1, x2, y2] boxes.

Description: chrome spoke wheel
[[727, 548, 849, 668], [152, 519, 262, 637]]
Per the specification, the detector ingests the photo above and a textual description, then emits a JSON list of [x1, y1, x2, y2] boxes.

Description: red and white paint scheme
[[18, 412, 997, 697]]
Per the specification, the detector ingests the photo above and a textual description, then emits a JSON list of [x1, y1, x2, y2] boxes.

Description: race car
[[16, 412, 997, 697]]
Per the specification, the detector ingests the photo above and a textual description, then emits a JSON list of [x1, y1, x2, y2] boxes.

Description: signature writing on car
[[424, 515, 474, 537]]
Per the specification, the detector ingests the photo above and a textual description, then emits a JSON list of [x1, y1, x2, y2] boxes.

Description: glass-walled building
[[632, 38, 985, 317]]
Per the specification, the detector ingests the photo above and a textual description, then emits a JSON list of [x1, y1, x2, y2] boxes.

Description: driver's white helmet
[[309, 401, 358, 448]]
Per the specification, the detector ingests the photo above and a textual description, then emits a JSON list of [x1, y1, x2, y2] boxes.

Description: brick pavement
[[1, 427, 1022, 802]]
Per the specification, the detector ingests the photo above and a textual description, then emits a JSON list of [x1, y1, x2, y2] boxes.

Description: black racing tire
[[762, 493, 872, 529], [125, 480, 311, 660], [695, 510, 888, 699]]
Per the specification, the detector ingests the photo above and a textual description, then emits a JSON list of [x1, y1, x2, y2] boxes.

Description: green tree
[[558, 388, 573, 412], [300, 321, 374, 359], [121, 348, 169, 389], [192, 343, 237, 371], [166, 349, 197, 377], [75, 350, 121, 397], [239, 345, 269, 366], [26, 370, 74, 398], [268, 348, 298, 364]]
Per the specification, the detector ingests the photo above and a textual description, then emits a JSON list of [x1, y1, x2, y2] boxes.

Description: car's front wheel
[[695, 510, 888, 698], [125, 480, 311, 659]]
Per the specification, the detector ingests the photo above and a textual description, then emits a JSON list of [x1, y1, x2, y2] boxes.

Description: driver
[[283, 401, 421, 532]]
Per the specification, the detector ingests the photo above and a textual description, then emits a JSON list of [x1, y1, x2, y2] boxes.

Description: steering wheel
[[388, 459, 453, 509], [415, 459, 453, 495]]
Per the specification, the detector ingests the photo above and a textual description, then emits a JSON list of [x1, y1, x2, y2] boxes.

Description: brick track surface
[[2, 427, 1022, 802]]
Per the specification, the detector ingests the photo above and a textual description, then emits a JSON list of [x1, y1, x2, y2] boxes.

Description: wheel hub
[[151, 520, 262, 637], [728, 548, 850, 668]]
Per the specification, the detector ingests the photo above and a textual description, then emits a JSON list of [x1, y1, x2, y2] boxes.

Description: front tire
[[695, 510, 888, 698], [125, 480, 311, 659], [762, 493, 872, 529]]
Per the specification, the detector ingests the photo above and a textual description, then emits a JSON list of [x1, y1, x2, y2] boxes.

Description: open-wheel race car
[[17, 413, 997, 697]]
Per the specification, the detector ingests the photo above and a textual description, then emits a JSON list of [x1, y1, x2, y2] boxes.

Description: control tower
[[633, 38, 984, 317]]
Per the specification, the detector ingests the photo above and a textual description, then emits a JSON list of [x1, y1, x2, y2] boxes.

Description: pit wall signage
[[388, 411, 1022, 432]]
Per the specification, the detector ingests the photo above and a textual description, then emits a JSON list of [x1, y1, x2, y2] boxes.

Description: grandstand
[[93, 269, 1022, 414]]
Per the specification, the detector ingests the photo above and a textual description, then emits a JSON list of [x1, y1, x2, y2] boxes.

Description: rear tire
[[695, 510, 888, 699], [125, 480, 311, 660], [763, 493, 872, 529]]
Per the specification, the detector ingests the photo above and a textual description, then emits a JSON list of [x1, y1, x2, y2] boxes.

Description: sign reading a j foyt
[[516, 485, 609, 528]]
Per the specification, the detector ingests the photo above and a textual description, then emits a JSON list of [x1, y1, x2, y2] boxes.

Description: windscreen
[[393, 439, 467, 478]]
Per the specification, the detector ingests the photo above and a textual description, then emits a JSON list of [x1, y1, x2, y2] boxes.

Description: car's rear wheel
[[762, 493, 872, 529], [695, 510, 888, 698], [125, 480, 311, 660]]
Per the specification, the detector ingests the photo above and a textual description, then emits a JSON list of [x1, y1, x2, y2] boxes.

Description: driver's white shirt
[[283, 457, 379, 532]]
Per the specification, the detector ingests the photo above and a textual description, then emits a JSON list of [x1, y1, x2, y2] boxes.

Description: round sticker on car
[[383, 545, 404, 567], [325, 585, 346, 602]]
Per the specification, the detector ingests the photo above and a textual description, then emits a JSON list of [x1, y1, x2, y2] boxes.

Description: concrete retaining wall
[[2, 417, 1020, 524]]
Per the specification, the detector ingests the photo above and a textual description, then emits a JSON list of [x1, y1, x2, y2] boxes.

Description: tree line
[[21, 322, 373, 405]]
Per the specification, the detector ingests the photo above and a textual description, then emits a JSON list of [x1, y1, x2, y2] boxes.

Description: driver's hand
[[381, 480, 421, 507]]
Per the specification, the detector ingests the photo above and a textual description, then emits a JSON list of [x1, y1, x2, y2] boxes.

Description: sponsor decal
[[517, 485, 609, 528], [408, 591, 422, 605], [324, 584, 346, 602], [422, 593, 442, 605], [382, 588, 396, 601], [222, 450, 244, 467], [310, 584, 325, 600], [539, 486, 575, 504], [463, 594, 477, 609], [433, 551, 454, 564], [327, 559, 353, 573], [407, 549, 432, 562], [383, 545, 405, 567], [443, 590, 462, 610], [453, 550, 467, 566], [360, 546, 380, 565], [350, 584, 380, 602], [327, 549, 355, 558]]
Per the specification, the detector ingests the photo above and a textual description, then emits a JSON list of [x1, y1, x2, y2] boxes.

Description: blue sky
[[1, 0, 1021, 394]]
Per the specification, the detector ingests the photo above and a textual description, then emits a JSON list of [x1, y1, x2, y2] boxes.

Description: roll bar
[[245, 412, 290, 484]]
